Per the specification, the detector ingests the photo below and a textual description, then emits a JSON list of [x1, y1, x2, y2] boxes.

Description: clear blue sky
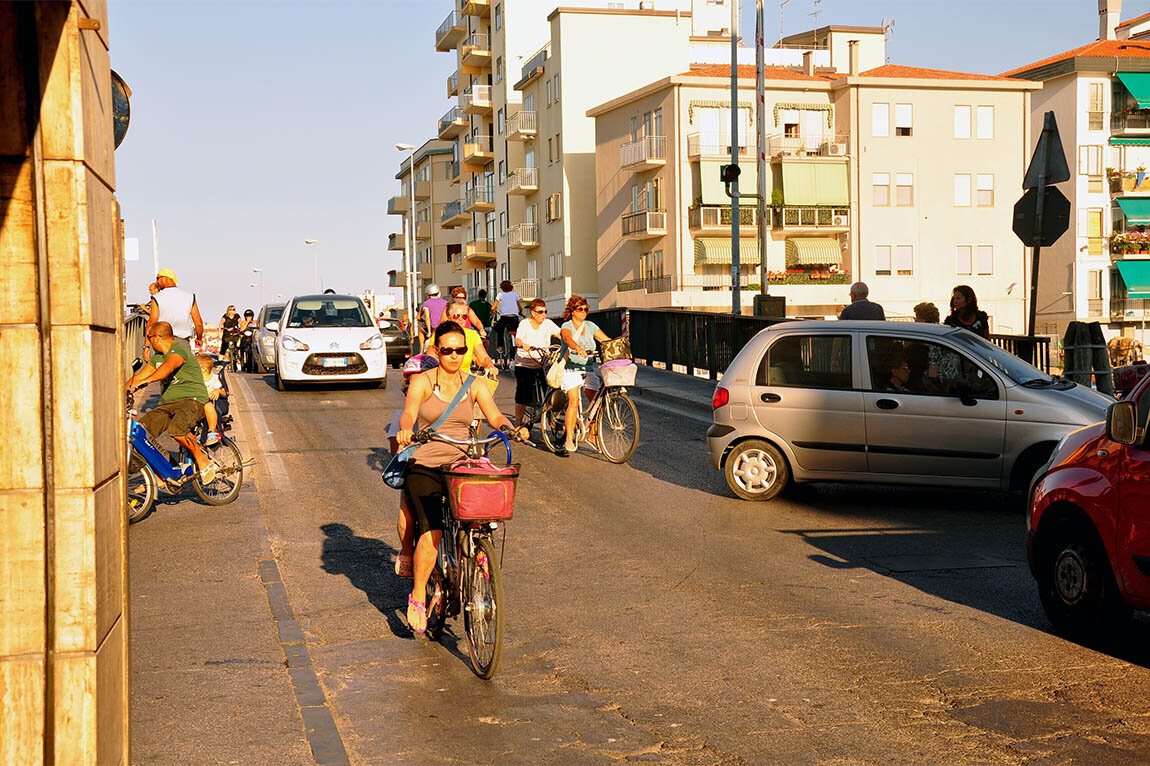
[[110, 0, 1131, 321]]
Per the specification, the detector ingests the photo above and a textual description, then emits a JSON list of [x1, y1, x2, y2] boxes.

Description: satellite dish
[[111, 70, 131, 149]]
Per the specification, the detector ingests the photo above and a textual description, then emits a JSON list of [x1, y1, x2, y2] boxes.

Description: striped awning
[[1117, 260, 1150, 300], [1119, 73, 1150, 109], [1110, 137, 1150, 146], [1119, 197, 1150, 225], [785, 238, 842, 267], [694, 238, 761, 266]]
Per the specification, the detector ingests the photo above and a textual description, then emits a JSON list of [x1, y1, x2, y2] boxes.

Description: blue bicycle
[[126, 390, 245, 523]]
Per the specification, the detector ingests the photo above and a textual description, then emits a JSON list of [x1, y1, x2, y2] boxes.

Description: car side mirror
[[265, 321, 279, 333], [1107, 400, 1139, 445], [951, 378, 977, 407]]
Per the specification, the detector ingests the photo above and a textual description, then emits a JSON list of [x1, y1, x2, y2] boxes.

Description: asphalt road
[[130, 369, 1150, 765]]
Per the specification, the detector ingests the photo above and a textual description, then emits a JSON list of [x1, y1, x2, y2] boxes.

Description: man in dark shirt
[[839, 282, 886, 320]]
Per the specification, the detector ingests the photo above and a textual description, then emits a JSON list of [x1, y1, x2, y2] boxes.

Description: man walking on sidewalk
[[838, 282, 885, 321]]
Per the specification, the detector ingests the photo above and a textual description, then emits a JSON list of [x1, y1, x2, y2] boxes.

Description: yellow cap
[[156, 268, 178, 284]]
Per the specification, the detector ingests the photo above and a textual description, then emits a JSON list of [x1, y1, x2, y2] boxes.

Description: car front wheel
[[723, 439, 789, 501], [1036, 518, 1129, 638]]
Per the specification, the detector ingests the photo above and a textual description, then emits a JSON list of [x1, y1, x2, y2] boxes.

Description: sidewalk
[[626, 363, 717, 417]]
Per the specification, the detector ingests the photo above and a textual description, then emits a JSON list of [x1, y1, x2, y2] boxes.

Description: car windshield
[[286, 298, 372, 328], [946, 330, 1051, 385], [266, 306, 284, 323]]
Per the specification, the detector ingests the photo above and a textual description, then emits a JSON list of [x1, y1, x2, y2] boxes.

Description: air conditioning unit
[[832, 214, 849, 227], [820, 142, 847, 156]]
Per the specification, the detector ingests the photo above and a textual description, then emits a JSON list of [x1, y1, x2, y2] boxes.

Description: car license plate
[[323, 357, 349, 368]]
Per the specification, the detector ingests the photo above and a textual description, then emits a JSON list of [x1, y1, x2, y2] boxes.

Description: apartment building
[[593, 37, 1039, 329], [388, 139, 464, 301], [432, 0, 735, 311], [1003, 0, 1150, 344]]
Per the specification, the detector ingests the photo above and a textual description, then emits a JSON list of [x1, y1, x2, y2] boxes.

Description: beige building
[[1004, 0, 1150, 346], [592, 47, 1039, 329]]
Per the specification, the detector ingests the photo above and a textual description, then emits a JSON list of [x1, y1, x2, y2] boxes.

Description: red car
[[1028, 370, 1150, 636]]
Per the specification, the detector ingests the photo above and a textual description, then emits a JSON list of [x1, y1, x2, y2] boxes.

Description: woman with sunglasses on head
[[395, 321, 528, 634], [559, 295, 610, 456], [442, 286, 487, 341], [513, 298, 562, 427], [439, 303, 498, 377]]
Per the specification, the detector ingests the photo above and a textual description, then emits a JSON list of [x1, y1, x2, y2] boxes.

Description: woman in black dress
[[944, 285, 990, 339]]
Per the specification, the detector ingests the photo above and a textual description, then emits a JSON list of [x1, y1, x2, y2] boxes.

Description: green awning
[[785, 238, 842, 267], [780, 162, 849, 205], [1119, 198, 1150, 225], [1118, 73, 1150, 109], [1117, 260, 1150, 300], [1109, 137, 1150, 146], [694, 238, 761, 266]]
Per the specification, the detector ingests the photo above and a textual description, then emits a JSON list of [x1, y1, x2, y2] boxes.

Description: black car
[[377, 317, 411, 367]]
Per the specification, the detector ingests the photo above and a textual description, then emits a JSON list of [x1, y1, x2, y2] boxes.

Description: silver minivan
[[707, 321, 1113, 501]]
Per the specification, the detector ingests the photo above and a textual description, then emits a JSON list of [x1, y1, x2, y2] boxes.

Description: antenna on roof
[[779, 0, 791, 44], [809, 0, 821, 32], [881, 18, 895, 64]]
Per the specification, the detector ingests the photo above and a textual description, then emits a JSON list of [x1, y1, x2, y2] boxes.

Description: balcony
[[462, 134, 494, 171], [438, 106, 466, 139], [620, 136, 666, 170], [464, 185, 495, 214], [388, 233, 405, 251], [687, 132, 755, 159], [615, 273, 760, 294], [508, 223, 540, 250], [507, 167, 538, 195], [434, 10, 466, 51], [415, 221, 431, 241], [688, 205, 757, 231], [414, 180, 430, 200], [766, 133, 850, 159], [515, 47, 548, 91], [507, 111, 537, 141], [621, 209, 666, 239], [461, 0, 491, 18], [460, 34, 491, 72], [447, 71, 459, 97], [514, 278, 542, 300], [387, 196, 409, 215], [1112, 110, 1150, 133], [440, 200, 469, 228], [449, 160, 461, 186], [772, 206, 850, 230], [462, 238, 497, 268], [460, 83, 492, 116], [1110, 171, 1150, 194]]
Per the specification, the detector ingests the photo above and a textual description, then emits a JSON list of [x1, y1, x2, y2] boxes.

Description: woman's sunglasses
[[437, 345, 467, 357]]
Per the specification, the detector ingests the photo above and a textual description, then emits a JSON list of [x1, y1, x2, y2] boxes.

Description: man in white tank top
[[147, 268, 204, 349]]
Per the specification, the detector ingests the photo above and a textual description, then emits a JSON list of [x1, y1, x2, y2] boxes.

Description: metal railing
[[1109, 171, 1150, 193], [508, 167, 537, 193], [124, 307, 148, 370], [440, 199, 463, 224], [508, 223, 539, 248], [435, 10, 462, 44], [989, 334, 1051, 374], [447, 71, 459, 95], [464, 134, 493, 154], [1113, 111, 1150, 131], [622, 209, 667, 236], [513, 278, 542, 299], [464, 185, 494, 208], [516, 47, 548, 89], [688, 205, 757, 228], [460, 84, 492, 110], [507, 111, 537, 136], [765, 133, 849, 157], [620, 136, 666, 167], [465, 239, 496, 259], [438, 106, 462, 134], [462, 32, 490, 54], [773, 206, 850, 228], [686, 132, 754, 157]]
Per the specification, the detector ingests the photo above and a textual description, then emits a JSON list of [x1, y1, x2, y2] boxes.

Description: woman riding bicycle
[[513, 298, 561, 427], [444, 286, 487, 342], [438, 303, 498, 376], [559, 295, 610, 457], [492, 280, 522, 367], [395, 321, 527, 633]]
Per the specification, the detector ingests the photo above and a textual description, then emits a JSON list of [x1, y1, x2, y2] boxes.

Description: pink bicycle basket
[[444, 458, 520, 522]]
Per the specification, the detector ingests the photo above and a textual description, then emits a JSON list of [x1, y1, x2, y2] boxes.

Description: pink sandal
[[407, 594, 426, 633], [394, 554, 413, 578]]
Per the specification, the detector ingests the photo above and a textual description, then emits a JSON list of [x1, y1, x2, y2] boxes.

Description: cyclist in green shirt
[[469, 288, 493, 335], [125, 321, 218, 483]]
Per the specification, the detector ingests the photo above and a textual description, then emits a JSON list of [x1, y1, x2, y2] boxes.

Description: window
[[546, 192, 561, 222], [874, 245, 891, 275], [654, 107, 663, 137], [497, 160, 505, 185], [631, 184, 640, 213], [499, 211, 507, 235], [865, 335, 997, 399], [954, 174, 971, 207], [954, 105, 971, 139], [872, 173, 890, 206], [1088, 82, 1104, 130], [976, 106, 994, 139], [976, 245, 994, 275], [630, 116, 638, 141], [496, 56, 503, 83], [494, 3, 502, 30], [872, 102, 889, 137], [976, 174, 994, 206], [547, 137, 553, 163], [555, 133, 561, 158], [1085, 208, 1104, 255], [552, 74, 559, 102], [497, 108, 505, 135], [546, 78, 552, 105], [894, 104, 913, 136], [956, 245, 972, 275], [876, 244, 913, 275], [1079, 144, 1102, 177], [956, 245, 993, 275], [755, 335, 852, 389], [895, 245, 914, 275], [895, 173, 914, 206]]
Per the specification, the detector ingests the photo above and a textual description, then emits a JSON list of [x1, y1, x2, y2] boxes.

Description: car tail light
[[712, 386, 729, 409]]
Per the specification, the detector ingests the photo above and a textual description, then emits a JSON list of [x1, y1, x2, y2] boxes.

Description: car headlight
[[261, 336, 274, 346], [281, 335, 309, 352], [360, 334, 384, 350]]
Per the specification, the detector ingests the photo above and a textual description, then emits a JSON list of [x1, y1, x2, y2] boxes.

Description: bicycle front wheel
[[597, 390, 639, 464], [192, 435, 244, 505], [126, 460, 157, 524], [463, 536, 504, 680]]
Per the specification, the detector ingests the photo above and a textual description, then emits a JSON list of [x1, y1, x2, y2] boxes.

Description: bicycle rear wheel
[[539, 395, 566, 454], [463, 536, 504, 679], [126, 460, 157, 524], [596, 390, 639, 464], [425, 570, 447, 640], [192, 435, 244, 505]]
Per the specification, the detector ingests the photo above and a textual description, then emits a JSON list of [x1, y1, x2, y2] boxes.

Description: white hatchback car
[[272, 294, 387, 390]]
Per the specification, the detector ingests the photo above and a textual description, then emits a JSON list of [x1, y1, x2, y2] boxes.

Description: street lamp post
[[304, 239, 319, 292], [396, 143, 418, 352], [251, 267, 264, 307]]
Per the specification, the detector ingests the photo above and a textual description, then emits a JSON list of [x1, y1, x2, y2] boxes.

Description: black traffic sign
[[1022, 115, 1070, 189], [1013, 186, 1071, 248]]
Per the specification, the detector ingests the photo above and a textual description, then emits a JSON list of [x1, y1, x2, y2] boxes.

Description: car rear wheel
[[723, 439, 789, 501], [1036, 518, 1129, 638]]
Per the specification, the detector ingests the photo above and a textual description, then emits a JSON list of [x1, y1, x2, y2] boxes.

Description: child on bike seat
[[197, 354, 228, 446]]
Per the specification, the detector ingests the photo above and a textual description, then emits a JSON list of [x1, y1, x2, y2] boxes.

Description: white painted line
[[234, 375, 291, 488], [631, 394, 713, 425]]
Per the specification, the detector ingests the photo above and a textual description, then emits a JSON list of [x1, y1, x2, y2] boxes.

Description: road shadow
[[318, 523, 411, 639], [257, 372, 387, 393], [776, 482, 1150, 668]]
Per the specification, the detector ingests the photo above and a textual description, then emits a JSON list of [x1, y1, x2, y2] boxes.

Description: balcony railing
[[616, 274, 761, 294], [460, 83, 492, 114], [415, 221, 431, 240], [464, 185, 495, 212], [464, 239, 497, 263], [435, 10, 466, 51], [513, 278, 542, 300], [461, 33, 491, 68], [515, 47, 548, 90], [448, 160, 461, 185], [438, 106, 465, 138], [766, 133, 850, 158], [507, 111, 537, 140], [461, 0, 491, 18], [622, 209, 667, 238], [388, 233, 405, 251], [447, 71, 459, 97], [508, 223, 540, 249], [773, 206, 850, 229], [688, 205, 757, 229], [686, 132, 755, 158], [387, 196, 409, 215], [1110, 171, 1150, 194], [414, 180, 430, 200], [620, 136, 667, 169], [507, 167, 538, 195], [1111, 296, 1150, 320], [1113, 110, 1150, 132]]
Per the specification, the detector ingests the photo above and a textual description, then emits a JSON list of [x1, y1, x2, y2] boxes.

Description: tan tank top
[[413, 378, 477, 467]]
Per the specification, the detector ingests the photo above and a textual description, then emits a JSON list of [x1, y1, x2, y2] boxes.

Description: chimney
[[1100, 0, 1123, 41], [848, 40, 860, 75], [803, 50, 814, 76]]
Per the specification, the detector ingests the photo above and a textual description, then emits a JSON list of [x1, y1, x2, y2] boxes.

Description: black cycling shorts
[[403, 464, 448, 536], [514, 365, 544, 405]]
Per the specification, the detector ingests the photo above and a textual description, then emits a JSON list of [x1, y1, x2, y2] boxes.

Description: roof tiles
[[1003, 39, 1150, 77]]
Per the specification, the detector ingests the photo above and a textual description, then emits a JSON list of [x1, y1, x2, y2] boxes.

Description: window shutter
[[955, 245, 972, 275], [954, 106, 971, 139], [872, 103, 889, 137]]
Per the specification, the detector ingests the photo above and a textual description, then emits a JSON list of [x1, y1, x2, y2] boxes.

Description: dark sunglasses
[[531, 308, 546, 314], [574, 305, 589, 312], [437, 345, 467, 357]]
